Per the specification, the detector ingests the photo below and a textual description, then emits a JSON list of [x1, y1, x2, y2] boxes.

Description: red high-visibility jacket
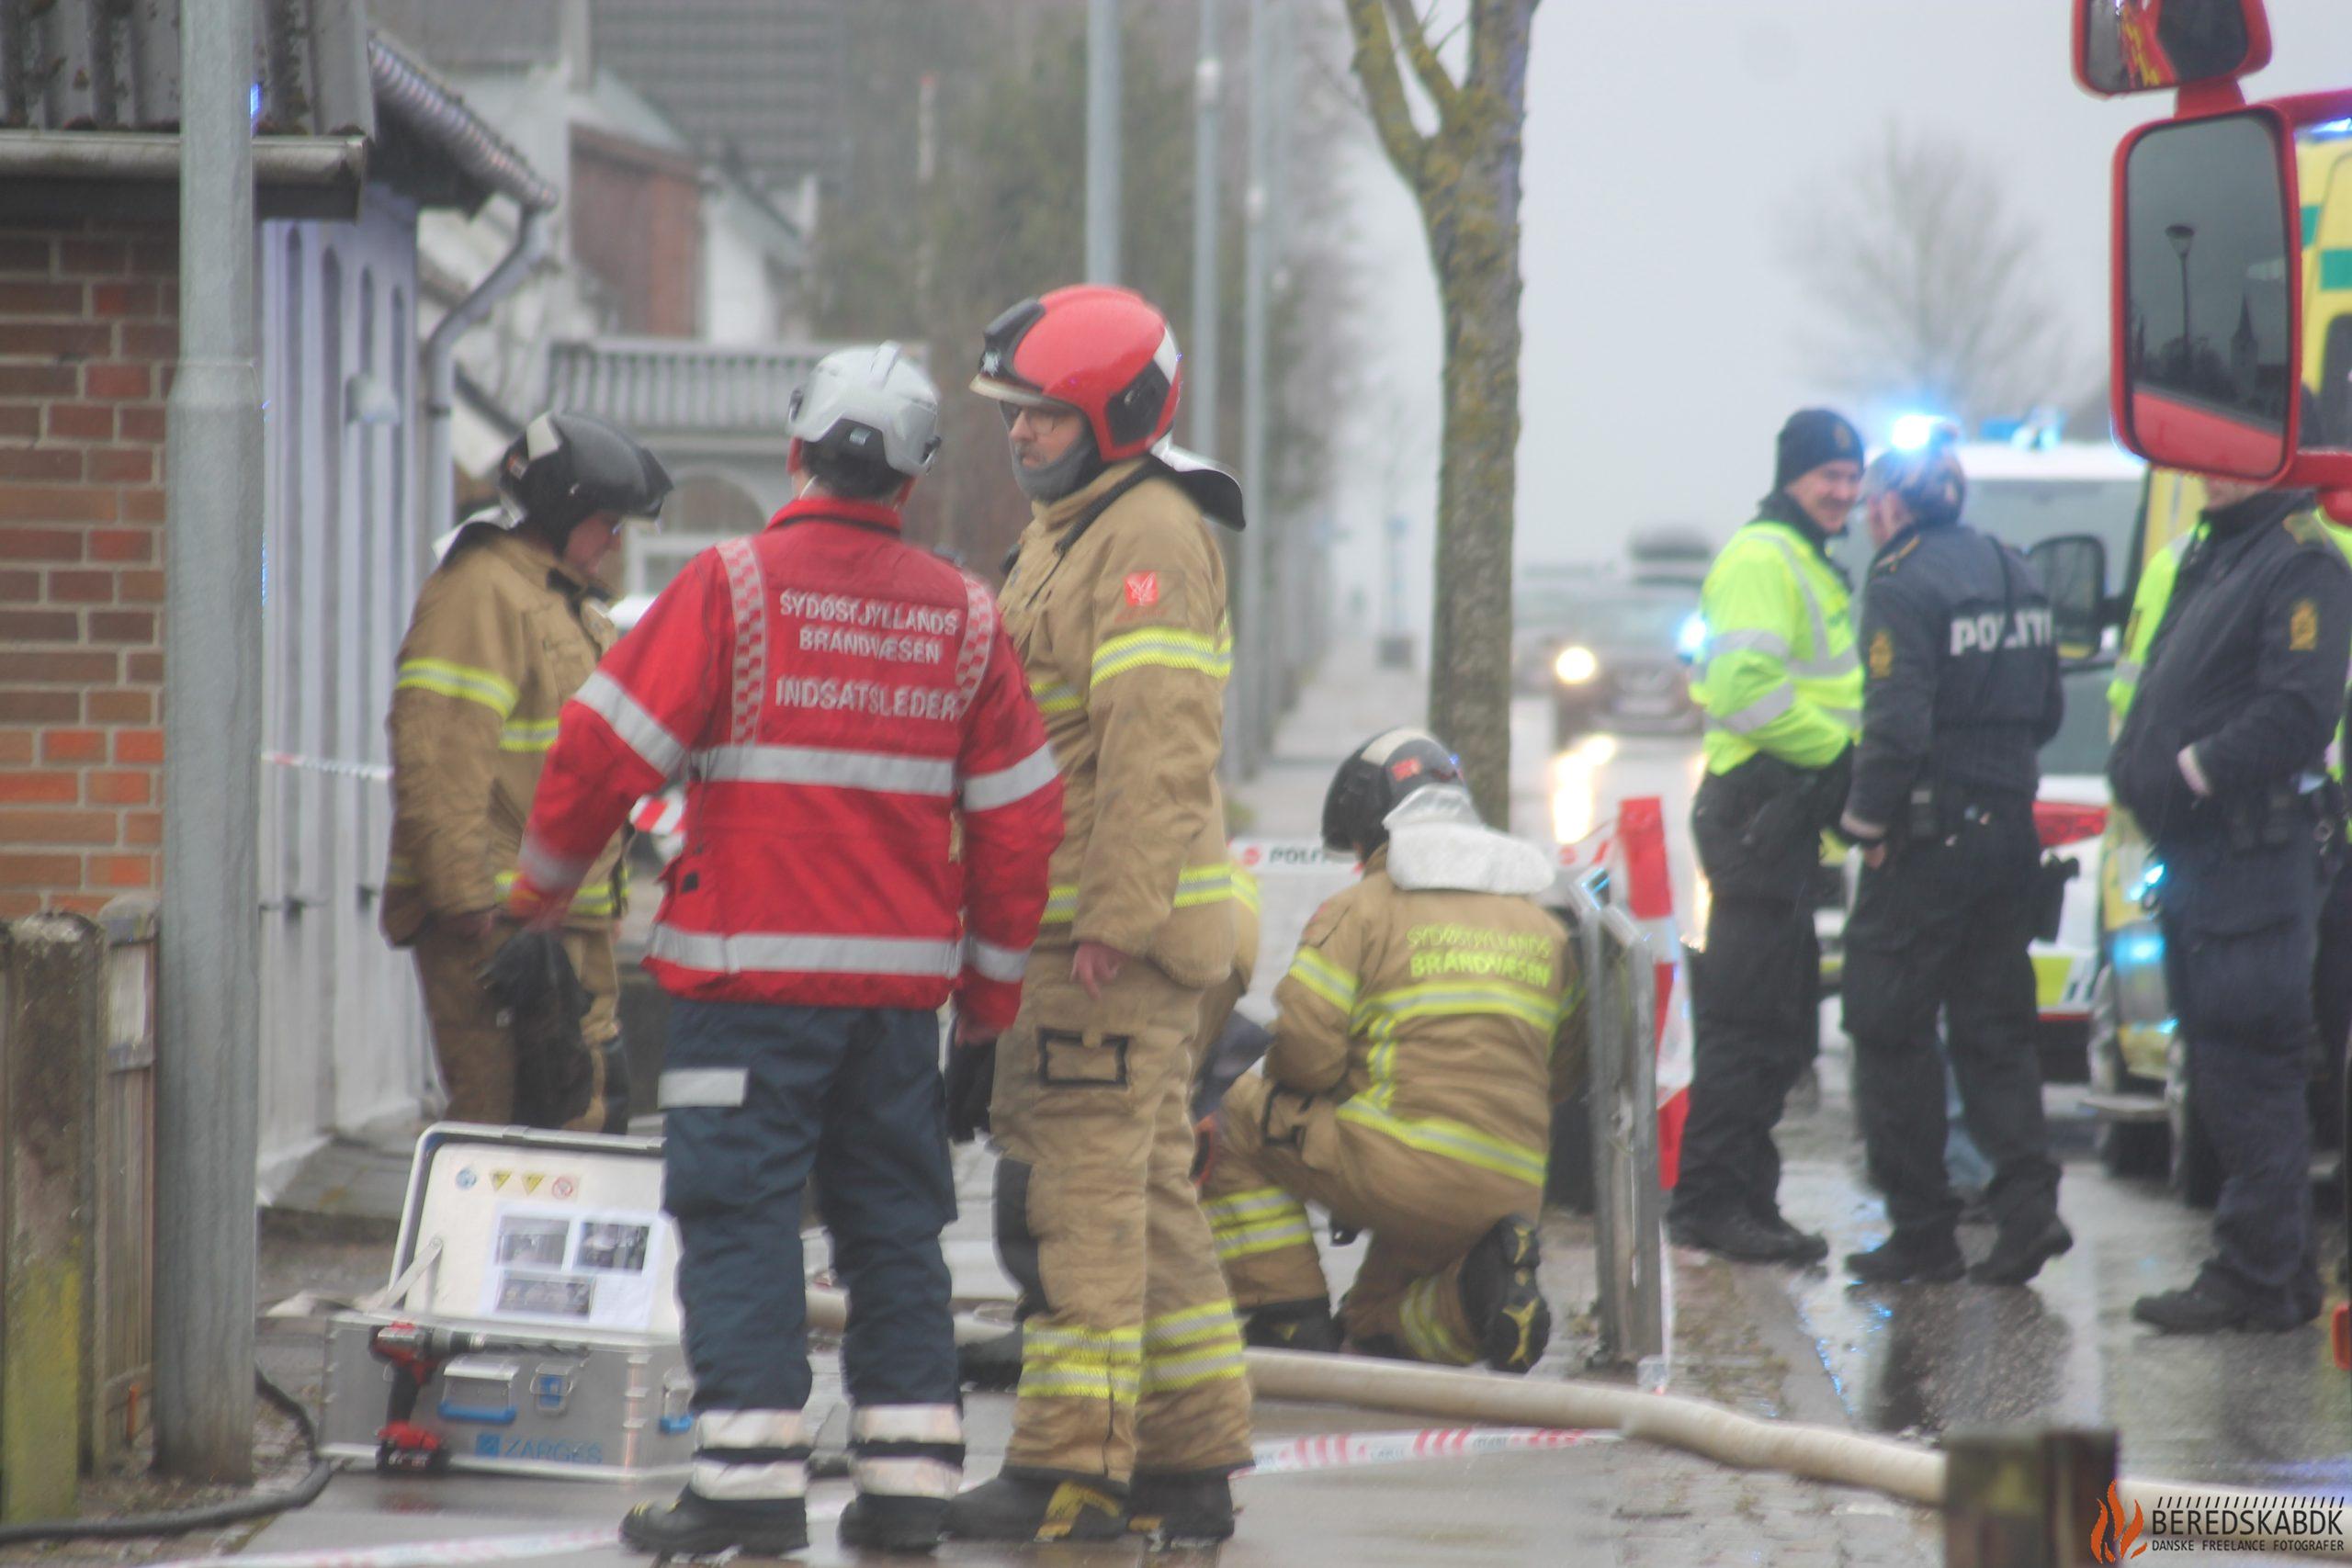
[[510, 496, 1063, 1031]]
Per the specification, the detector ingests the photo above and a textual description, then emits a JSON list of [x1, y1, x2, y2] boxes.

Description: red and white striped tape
[[146, 1427, 1608, 1566], [261, 750, 393, 784], [1610, 796, 1691, 1190]]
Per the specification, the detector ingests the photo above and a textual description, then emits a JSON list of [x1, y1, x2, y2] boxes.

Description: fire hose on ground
[[806, 1287, 2352, 1558]]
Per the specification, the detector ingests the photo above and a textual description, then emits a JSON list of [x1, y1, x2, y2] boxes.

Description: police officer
[[2110, 468, 2352, 1334], [1836, 430, 2072, 1286], [1668, 409, 1865, 1265]]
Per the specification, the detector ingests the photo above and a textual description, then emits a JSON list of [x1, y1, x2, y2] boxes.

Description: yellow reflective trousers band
[[395, 658, 518, 717], [1286, 945, 1359, 1013], [1204, 1186, 1315, 1262], [1091, 625, 1233, 686], [1398, 1272, 1479, 1366], [1018, 1324, 1143, 1404], [1139, 1303, 1248, 1393], [498, 716, 562, 753], [1336, 1097, 1548, 1185]]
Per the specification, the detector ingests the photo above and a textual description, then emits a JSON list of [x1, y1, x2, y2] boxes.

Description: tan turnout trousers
[[413, 919, 614, 1130]]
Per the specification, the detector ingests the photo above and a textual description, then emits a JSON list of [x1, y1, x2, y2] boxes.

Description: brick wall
[[0, 219, 177, 919]]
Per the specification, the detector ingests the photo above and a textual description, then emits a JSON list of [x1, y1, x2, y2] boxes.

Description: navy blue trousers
[[660, 1000, 958, 1415]]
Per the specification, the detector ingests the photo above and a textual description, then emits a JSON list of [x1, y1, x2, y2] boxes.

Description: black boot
[[1969, 1212, 2073, 1286], [942, 1473, 1127, 1543], [2132, 1270, 2312, 1334], [619, 1489, 808, 1560], [837, 1494, 946, 1554], [1461, 1214, 1552, 1373], [1242, 1298, 1341, 1352], [1127, 1470, 1238, 1544], [1669, 1206, 1814, 1264], [1753, 1208, 1830, 1265], [956, 1325, 1023, 1392], [1844, 1231, 1965, 1284]]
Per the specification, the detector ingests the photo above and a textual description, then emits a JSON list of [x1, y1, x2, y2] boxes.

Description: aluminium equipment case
[[321, 1123, 697, 1482]]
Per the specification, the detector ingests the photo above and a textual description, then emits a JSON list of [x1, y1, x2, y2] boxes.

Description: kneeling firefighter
[[1198, 729, 1578, 1372], [383, 412, 672, 1130]]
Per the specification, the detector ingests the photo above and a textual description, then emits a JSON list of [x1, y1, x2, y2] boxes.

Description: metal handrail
[[1564, 868, 1665, 1370]]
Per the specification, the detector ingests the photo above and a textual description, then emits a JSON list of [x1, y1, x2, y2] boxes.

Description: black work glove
[[1191, 1015, 1273, 1123], [481, 930, 596, 1129], [944, 1040, 997, 1144]]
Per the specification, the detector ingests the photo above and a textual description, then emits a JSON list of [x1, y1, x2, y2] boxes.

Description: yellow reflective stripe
[[1201, 1186, 1302, 1227], [1016, 1372, 1142, 1403], [1141, 1348, 1249, 1393], [1142, 1302, 1242, 1344], [1019, 1324, 1143, 1404], [498, 716, 562, 753], [1091, 626, 1232, 686], [492, 868, 618, 918], [1029, 677, 1082, 716], [1210, 1219, 1317, 1261], [1398, 1272, 1478, 1366], [395, 658, 518, 717], [1286, 946, 1359, 1013], [1042, 884, 1079, 924], [386, 856, 417, 888], [1024, 1325, 1141, 1354], [1172, 862, 1235, 908], [1336, 1099, 1548, 1185], [1357, 979, 1562, 1037], [1233, 865, 1261, 913]]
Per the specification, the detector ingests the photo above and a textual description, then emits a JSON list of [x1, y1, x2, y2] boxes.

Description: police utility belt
[[1896, 776, 2075, 942]]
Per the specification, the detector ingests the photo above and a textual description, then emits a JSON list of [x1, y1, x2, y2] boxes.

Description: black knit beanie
[[1774, 408, 1864, 489]]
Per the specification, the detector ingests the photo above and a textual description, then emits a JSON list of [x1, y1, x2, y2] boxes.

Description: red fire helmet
[[971, 285, 1182, 462]]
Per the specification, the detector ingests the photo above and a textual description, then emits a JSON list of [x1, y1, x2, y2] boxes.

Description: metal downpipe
[[420, 207, 547, 542]]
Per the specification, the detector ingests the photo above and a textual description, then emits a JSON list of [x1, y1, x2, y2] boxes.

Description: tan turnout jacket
[[382, 524, 625, 944], [1271, 850, 1578, 1190], [1000, 460, 1239, 988]]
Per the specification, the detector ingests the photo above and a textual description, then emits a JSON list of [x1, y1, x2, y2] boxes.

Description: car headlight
[[1554, 645, 1600, 685]]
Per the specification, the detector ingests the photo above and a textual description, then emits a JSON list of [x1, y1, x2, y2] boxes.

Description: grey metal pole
[[1236, 0, 1272, 774], [1086, 0, 1123, 283], [1187, 0, 1224, 457], [157, 0, 262, 1482]]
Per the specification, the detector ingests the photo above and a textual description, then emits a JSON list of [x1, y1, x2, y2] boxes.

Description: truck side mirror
[[2028, 535, 2109, 663], [2116, 108, 2296, 482], [2076, 0, 2269, 97]]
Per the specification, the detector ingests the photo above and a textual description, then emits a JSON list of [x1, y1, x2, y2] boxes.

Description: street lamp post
[[2166, 221, 2197, 366]]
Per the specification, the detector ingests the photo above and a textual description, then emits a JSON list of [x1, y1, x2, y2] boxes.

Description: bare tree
[[1782, 127, 2091, 426], [1339, 0, 1538, 827]]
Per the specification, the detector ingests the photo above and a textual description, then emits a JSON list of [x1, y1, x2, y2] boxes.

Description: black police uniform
[[1838, 517, 2067, 1282], [2110, 491, 2352, 1330]]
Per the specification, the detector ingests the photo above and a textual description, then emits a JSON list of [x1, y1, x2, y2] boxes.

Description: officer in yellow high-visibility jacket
[[1666, 409, 1865, 1266]]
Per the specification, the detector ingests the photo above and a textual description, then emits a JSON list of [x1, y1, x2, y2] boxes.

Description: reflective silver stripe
[[659, 1067, 750, 1109], [2112, 657, 2143, 684], [961, 743, 1059, 812], [1792, 646, 1859, 680], [851, 1456, 961, 1499], [1707, 627, 1789, 659], [1756, 532, 1846, 674], [650, 924, 962, 978], [516, 833, 592, 892], [692, 1459, 807, 1500], [717, 536, 769, 746], [965, 934, 1029, 983], [1707, 682, 1796, 734], [1817, 703, 1863, 728], [576, 671, 687, 779], [695, 743, 956, 795], [1839, 811, 1887, 842], [850, 1404, 964, 1444], [697, 1410, 803, 1448]]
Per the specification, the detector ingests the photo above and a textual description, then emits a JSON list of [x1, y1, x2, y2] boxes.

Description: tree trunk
[[1419, 9, 1529, 828]]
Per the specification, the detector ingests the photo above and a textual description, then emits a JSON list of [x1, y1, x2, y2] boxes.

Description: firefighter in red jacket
[[506, 344, 1063, 1560]]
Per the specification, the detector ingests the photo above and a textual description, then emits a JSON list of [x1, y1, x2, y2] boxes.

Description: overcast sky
[[1326, 0, 2352, 639]]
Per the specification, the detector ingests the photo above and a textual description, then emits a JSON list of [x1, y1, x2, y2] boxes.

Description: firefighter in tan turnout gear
[[382, 412, 672, 1128], [1200, 730, 1576, 1371], [948, 285, 1256, 1546]]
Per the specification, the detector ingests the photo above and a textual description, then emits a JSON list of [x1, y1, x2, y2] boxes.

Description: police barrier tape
[[260, 750, 686, 844], [144, 1429, 1611, 1567]]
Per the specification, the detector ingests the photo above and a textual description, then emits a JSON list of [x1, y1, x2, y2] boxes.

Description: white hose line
[[808, 1289, 2352, 1556]]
